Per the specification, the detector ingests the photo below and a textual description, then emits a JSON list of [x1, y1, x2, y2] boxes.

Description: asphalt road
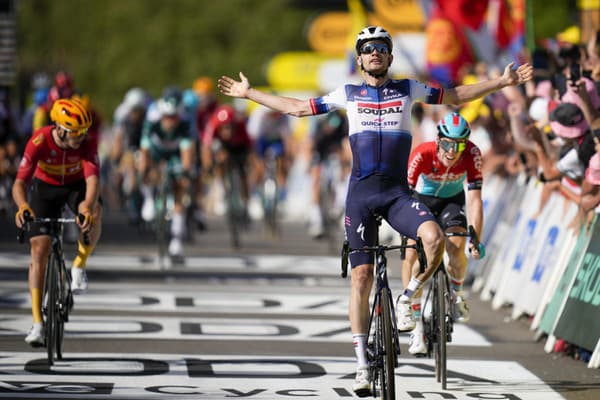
[[0, 211, 598, 400]]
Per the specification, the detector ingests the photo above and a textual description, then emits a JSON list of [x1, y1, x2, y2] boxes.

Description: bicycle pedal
[[353, 388, 372, 398]]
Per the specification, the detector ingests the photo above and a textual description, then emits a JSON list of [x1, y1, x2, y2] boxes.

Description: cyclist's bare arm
[[442, 63, 533, 105], [78, 175, 100, 231], [466, 189, 483, 258], [12, 179, 30, 228], [218, 72, 313, 117], [181, 145, 195, 172]]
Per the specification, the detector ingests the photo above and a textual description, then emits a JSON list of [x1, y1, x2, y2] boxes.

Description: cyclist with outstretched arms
[[218, 26, 532, 397], [12, 98, 100, 347], [399, 111, 486, 356]]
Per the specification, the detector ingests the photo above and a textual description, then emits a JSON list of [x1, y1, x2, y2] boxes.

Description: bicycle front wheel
[[262, 177, 279, 237], [225, 168, 243, 248], [156, 182, 169, 266], [434, 271, 447, 388], [45, 252, 60, 365], [379, 289, 396, 400], [55, 261, 67, 360]]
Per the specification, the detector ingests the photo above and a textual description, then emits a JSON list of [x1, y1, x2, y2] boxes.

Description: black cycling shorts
[[345, 174, 436, 267], [28, 178, 87, 237], [415, 191, 467, 230]]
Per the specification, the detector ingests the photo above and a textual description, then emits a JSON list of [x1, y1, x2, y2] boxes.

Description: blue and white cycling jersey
[[310, 79, 443, 184]]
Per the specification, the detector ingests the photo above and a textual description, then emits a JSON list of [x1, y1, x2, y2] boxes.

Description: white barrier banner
[[489, 178, 541, 309], [513, 194, 578, 318]]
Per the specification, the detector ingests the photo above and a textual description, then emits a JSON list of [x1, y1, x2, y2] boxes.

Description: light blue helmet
[[182, 89, 199, 111], [437, 112, 471, 140]]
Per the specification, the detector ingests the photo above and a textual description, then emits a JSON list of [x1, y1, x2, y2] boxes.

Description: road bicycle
[[260, 147, 280, 238], [318, 153, 345, 253], [155, 162, 175, 267], [18, 214, 88, 366], [416, 225, 480, 390], [222, 158, 245, 249], [341, 216, 427, 400]]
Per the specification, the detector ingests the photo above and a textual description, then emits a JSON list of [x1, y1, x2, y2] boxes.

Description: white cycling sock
[[399, 277, 422, 302], [171, 212, 186, 238], [353, 333, 368, 368]]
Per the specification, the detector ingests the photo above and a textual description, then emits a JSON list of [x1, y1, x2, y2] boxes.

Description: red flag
[[434, 0, 489, 30]]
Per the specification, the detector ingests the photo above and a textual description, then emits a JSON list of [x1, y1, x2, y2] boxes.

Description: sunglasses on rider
[[360, 42, 390, 55], [439, 139, 466, 153], [63, 126, 88, 138]]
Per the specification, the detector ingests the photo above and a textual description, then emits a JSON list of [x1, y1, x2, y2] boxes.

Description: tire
[[435, 271, 447, 388], [45, 252, 59, 366], [262, 177, 278, 237], [156, 180, 169, 267], [380, 289, 396, 400], [55, 260, 67, 360], [225, 168, 243, 249]]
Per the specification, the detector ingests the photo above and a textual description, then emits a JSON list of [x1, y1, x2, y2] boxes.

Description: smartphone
[[570, 62, 581, 82]]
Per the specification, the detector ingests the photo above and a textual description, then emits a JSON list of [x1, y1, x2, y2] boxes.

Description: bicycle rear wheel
[[434, 271, 447, 388], [45, 252, 60, 365], [378, 290, 396, 400]]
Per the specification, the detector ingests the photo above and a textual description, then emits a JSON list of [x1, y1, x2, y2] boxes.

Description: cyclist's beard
[[361, 63, 388, 79]]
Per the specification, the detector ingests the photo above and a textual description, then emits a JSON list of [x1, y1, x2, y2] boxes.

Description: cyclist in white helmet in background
[[138, 89, 196, 263], [218, 25, 532, 397], [399, 111, 486, 356], [109, 87, 148, 224]]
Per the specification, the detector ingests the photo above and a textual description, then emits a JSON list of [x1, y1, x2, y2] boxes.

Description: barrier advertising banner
[[538, 217, 597, 336], [553, 217, 600, 351], [513, 195, 578, 318]]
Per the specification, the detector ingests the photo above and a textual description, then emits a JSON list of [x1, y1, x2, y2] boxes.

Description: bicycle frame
[[342, 220, 427, 400]]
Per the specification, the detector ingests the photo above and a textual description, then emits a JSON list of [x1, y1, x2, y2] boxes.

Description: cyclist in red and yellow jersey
[[12, 98, 102, 347]]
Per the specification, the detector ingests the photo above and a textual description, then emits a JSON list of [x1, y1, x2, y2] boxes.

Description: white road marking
[[0, 253, 343, 275], [0, 352, 566, 399], [1, 315, 491, 346]]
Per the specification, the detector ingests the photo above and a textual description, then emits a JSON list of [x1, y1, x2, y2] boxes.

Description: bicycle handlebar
[[445, 225, 480, 251], [17, 212, 90, 245], [341, 236, 427, 278]]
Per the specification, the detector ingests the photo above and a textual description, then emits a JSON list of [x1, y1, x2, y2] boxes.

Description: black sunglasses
[[439, 139, 466, 153], [360, 42, 390, 55]]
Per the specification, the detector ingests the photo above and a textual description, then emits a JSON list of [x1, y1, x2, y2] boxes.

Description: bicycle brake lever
[[341, 240, 349, 278], [17, 211, 33, 244], [415, 236, 427, 274], [77, 214, 91, 246], [17, 228, 25, 244]]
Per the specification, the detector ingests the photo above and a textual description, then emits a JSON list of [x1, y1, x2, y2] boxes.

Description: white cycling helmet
[[355, 26, 393, 54], [124, 87, 147, 110], [157, 96, 181, 117]]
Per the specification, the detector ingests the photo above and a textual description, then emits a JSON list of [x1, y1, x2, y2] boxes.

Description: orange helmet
[[50, 98, 93, 135], [193, 76, 214, 95]]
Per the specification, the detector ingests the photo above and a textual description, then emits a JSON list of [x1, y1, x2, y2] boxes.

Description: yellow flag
[[347, 0, 368, 74], [347, 0, 368, 50]]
